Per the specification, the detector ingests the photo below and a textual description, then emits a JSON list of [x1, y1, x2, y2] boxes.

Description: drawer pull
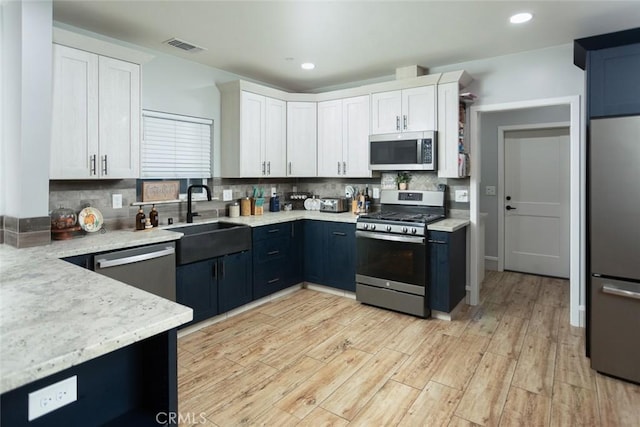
[[268, 278, 280, 284], [268, 229, 280, 234], [602, 284, 640, 300], [332, 232, 347, 236], [267, 250, 280, 256]]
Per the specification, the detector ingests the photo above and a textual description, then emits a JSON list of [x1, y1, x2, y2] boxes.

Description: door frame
[[497, 122, 570, 273], [469, 95, 583, 327]]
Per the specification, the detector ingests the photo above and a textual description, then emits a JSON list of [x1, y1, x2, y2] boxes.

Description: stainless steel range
[[355, 190, 446, 318]]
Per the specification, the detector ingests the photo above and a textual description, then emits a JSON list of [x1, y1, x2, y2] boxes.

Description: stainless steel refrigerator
[[589, 115, 640, 384]]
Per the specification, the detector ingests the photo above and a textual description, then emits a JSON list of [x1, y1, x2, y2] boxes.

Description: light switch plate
[[222, 189, 233, 201], [28, 375, 77, 421], [372, 187, 380, 199], [455, 189, 469, 203], [485, 186, 496, 196], [112, 194, 122, 209], [271, 187, 277, 197]]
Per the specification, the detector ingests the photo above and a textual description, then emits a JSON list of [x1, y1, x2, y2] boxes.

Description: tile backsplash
[[49, 173, 468, 230]]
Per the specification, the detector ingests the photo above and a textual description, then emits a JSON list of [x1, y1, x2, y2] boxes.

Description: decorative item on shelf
[[149, 205, 159, 227], [396, 172, 412, 190], [50, 206, 81, 240], [141, 181, 179, 202]]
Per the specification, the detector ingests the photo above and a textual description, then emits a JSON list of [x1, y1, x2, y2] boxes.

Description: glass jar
[[50, 206, 77, 230]]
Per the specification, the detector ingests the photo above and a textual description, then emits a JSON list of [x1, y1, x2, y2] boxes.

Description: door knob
[[506, 205, 516, 211]]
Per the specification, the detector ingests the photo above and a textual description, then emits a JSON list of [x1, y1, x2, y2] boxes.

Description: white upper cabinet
[[287, 102, 317, 177], [221, 90, 286, 177], [371, 85, 436, 134], [318, 95, 371, 177], [50, 44, 139, 179], [437, 70, 473, 178]]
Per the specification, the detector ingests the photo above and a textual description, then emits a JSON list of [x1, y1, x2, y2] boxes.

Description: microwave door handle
[[416, 140, 423, 164]]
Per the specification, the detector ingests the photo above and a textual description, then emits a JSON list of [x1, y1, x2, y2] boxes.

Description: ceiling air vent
[[163, 38, 206, 53]]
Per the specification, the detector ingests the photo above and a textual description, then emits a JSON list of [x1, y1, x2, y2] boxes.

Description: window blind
[[141, 110, 212, 178]]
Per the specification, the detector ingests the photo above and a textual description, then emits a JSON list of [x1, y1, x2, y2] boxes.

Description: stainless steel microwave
[[369, 131, 437, 171]]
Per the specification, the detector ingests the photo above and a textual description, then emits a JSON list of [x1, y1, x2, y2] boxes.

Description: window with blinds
[[141, 110, 212, 178]]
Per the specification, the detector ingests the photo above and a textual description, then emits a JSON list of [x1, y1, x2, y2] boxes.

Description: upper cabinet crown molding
[[53, 26, 155, 65]]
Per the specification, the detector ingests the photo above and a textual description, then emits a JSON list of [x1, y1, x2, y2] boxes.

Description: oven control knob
[[363, 223, 369, 230], [385, 225, 392, 232], [411, 228, 417, 234], [370, 224, 376, 231], [402, 226, 408, 233]]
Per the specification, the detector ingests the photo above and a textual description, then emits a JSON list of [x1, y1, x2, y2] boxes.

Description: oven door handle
[[356, 230, 425, 244]]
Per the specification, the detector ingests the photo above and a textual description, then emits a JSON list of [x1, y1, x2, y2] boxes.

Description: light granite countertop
[[0, 212, 468, 394], [0, 228, 192, 394]]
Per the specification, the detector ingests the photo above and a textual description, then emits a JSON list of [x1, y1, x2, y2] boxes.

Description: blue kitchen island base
[[1, 329, 178, 427]]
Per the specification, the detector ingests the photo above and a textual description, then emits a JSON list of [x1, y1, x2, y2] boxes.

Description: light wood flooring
[[177, 271, 640, 426]]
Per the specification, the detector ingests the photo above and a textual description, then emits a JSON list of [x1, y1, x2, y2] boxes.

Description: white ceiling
[[52, 1, 640, 92]]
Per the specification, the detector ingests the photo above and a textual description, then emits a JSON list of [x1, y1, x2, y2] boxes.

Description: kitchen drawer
[[253, 222, 293, 242], [253, 236, 291, 263]]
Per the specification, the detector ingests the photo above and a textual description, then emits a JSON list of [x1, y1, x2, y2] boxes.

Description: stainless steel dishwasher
[[94, 242, 176, 301]]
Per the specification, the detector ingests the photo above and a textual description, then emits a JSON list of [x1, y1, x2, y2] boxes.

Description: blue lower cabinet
[[324, 222, 356, 291], [176, 250, 252, 325], [303, 220, 356, 292], [176, 258, 218, 325], [429, 228, 466, 313], [252, 221, 302, 299], [218, 251, 253, 313]]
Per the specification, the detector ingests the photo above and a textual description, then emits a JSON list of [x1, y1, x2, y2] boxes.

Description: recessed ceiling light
[[510, 12, 533, 24], [301, 62, 315, 70]]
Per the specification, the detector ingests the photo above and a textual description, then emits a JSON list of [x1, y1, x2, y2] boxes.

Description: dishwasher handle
[[96, 246, 175, 269]]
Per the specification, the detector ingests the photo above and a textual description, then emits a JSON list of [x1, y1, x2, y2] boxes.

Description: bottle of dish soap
[[149, 205, 159, 227], [135, 207, 146, 230]]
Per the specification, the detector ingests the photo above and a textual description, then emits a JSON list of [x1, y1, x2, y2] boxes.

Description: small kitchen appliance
[[319, 198, 350, 213], [356, 189, 446, 318]]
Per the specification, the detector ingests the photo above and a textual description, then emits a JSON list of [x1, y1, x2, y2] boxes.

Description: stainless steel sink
[[171, 221, 251, 265]]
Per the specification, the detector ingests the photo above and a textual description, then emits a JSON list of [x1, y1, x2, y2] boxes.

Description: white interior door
[[504, 127, 570, 278]]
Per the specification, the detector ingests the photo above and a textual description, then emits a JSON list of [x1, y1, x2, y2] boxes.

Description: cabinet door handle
[[403, 115, 407, 130], [267, 250, 280, 256], [428, 239, 447, 244], [337, 161, 341, 175], [220, 260, 225, 279], [267, 161, 271, 175], [212, 262, 217, 278], [343, 161, 347, 175], [332, 231, 347, 236], [396, 116, 400, 131], [90, 154, 97, 175], [102, 155, 108, 175], [262, 161, 266, 175], [268, 278, 280, 284], [602, 284, 640, 300], [288, 161, 292, 175]]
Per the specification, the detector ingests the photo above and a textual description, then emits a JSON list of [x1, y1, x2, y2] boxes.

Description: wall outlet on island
[[28, 375, 77, 421], [222, 189, 232, 201]]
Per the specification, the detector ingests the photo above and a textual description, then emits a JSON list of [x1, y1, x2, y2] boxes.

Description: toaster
[[319, 198, 350, 213]]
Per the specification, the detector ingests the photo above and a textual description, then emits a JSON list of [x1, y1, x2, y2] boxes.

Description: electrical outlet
[[292, 185, 297, 192], [271, 187, 277, 197], [28, 376, 77, 421], [485, 186, 496, 196], [112, 194, 122, 209], [222, 189, 232, 201], [372, 187, 380, 199], [455, 189, 469, 203]]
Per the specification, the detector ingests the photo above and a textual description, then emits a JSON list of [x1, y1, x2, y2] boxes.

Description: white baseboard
[[578, 305, 586, 328], [485, 256, 498, 271], [304, 282, 357, 299]]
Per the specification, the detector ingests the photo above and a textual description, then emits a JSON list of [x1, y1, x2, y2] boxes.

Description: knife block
[[251, 197, 264, 215]]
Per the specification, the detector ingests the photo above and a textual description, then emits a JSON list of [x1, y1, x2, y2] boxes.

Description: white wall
[[2, 0, 52, 218]]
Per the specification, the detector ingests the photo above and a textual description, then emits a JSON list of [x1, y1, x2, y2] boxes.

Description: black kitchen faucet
[[186, 184, 212, 223]]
